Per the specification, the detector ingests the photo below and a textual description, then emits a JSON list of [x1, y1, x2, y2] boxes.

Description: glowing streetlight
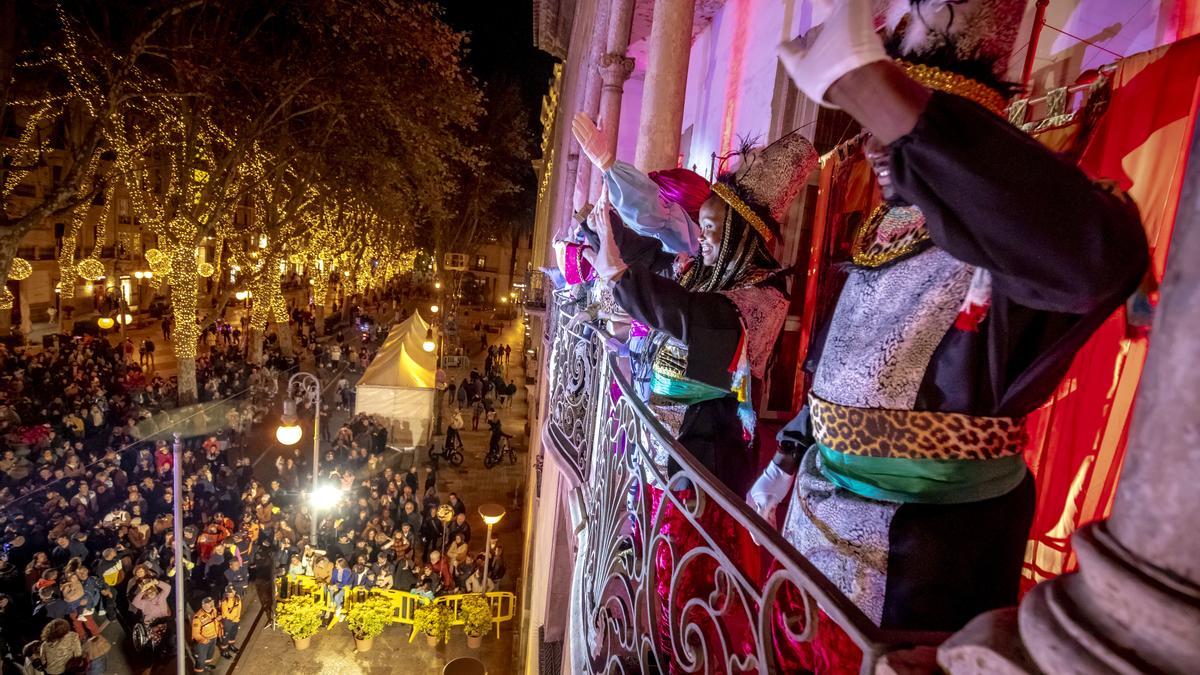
[[478, 504, 506, 593], [275, 399, 302, 446], [133, 271, 144, 280], [430, 304, 439, 314], [499, 296, 507, 304], [422, 327, 436, 353], [97, 316, 115, 330], [235, 290, 249, 301], [115, 313, 134, 325], [434, 281, 442, 290], [311, 484, 343, 510]]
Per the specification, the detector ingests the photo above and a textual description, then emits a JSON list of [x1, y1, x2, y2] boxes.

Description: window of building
[[475, 255, 487, 270]]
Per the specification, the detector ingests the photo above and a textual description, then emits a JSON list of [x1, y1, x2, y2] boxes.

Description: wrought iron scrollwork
[[545, 289, 604, 483], [557, 343, 947, 674]]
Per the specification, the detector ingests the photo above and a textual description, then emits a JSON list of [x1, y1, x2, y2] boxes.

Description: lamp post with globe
[[478, 504, 505, 592], [275, 371, 330, 543]]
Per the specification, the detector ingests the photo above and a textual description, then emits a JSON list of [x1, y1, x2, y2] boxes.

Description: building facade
[[518, 1, 1200, 673]]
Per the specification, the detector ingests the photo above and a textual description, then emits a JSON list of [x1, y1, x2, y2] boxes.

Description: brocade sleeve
[[889, 91, 1148, 315], [605, 160, 701, 256], [613, 265, 742, 390]]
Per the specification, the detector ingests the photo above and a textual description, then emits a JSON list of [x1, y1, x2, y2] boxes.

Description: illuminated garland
[[8, 258, 32, 281]]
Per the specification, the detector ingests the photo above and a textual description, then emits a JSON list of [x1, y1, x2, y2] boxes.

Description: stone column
[[588, 0, 636, 200], [634, 0, 695, 172], [573, 0, 611, 213], [939, 96, 1200, 675]]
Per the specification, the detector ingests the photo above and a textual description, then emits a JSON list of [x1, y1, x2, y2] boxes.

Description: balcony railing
[[543, 289, 946, 674], [544, 287, 602, 484]]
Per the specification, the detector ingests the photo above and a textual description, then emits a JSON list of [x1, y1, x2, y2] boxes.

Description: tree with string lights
[[92, 0, 480, 402]]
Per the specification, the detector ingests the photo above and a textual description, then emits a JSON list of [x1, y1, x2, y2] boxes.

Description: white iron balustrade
[[543, 289, 947, 674]]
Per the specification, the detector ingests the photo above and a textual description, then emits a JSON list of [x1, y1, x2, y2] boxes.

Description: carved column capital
[[598, 53, 635, 89]]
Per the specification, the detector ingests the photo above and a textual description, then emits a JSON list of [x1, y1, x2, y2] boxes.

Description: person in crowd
[[447, 511, 471, 545], [37, 619, 82, 675], [446, 533, 469, 566], [328, 558, 352, 616], [464, 566, 493, 594], [132, 578, 172, 624], [190, 596, 222, 673], [218, 586, 242, 660]]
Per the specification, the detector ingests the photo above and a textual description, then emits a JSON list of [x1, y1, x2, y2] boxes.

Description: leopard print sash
[[809, 394, 1026, 461]]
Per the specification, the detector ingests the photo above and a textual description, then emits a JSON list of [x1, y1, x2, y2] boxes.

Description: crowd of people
[[0, 323, 292, 674], [276, 461, 507, 617], [0, 276, 510, 671]]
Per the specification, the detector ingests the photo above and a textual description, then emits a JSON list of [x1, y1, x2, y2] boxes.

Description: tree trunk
[[176, 356, 197, 406], [168, 242, 201, 403], [249, 327, 264, 364], [315, 304, 326, 337], [277, 321, 294, 357]]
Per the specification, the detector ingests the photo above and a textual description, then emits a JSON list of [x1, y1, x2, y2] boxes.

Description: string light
[[8, 259, 32, 281], [76, 258, 105, 281]]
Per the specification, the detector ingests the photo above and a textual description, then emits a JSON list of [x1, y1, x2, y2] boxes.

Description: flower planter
[[293, 636, 311, 651], [467, 634, 483, 649], [354, 637, 374, 653], [425, 634, 439, 647]]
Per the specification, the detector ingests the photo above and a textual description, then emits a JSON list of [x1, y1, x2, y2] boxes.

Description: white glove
[[747, 461, 795, 522], [778, 0, 888, 107], [571, 112, 614, 172], [587, 190, 628, 282]]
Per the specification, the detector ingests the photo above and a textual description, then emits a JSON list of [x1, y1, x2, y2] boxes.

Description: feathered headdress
[[712, 132, 819, 243], [880, 0, 1028, 87]]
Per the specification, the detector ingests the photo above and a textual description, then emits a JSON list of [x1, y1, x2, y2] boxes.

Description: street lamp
[[422, 327, 436, 353], [430, 303, 439, 314], [478, 504, 505, 594], [311, 484, 342, 510], [97, 316, 115, 330], [276, 372, 324, 543], [276, 399, 303, 445]]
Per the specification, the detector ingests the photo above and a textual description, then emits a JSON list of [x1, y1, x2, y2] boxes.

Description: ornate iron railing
[[543, 292, 947, 674], [544, 288, 604, 484]]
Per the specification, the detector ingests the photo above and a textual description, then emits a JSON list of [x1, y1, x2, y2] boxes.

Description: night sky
[[440, 1, 558, 150]]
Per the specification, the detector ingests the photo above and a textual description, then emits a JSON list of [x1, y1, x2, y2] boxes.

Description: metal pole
[[481, 521, 493, 593], [172, 433, 187, 675], [312, 382, 320, 545], [1021, 0, 1051, 91]]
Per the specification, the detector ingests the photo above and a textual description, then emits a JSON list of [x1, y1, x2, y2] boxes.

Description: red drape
[[1021, 36, 1200, 588]]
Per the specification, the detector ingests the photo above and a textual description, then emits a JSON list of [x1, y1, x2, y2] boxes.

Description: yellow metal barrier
[[275, 574, 516, 641]]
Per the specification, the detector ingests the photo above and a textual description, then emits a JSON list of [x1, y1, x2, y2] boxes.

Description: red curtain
[[1021, 36, 1200, 588]]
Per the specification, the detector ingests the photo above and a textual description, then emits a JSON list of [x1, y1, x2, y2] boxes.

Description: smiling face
[[697, 196, 728, 266], [864, 135, 900, 204]]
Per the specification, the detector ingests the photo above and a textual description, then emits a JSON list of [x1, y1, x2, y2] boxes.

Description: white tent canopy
[[355, 311, 437, 447]]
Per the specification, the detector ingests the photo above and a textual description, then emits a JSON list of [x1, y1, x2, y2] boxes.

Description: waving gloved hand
[[572, 112, 615, 172], [587, 187, 628, 282], [778, 0, 888, 106], [747, 461, 795, 522], [747, 407, 813, 521]]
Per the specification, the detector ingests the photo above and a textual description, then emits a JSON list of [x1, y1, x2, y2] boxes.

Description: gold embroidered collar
[[851, 204, 930, 268]]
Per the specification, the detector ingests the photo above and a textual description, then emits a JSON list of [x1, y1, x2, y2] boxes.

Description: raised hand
[[571, 112, 615, 172], [777, 0, 887, 106]]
